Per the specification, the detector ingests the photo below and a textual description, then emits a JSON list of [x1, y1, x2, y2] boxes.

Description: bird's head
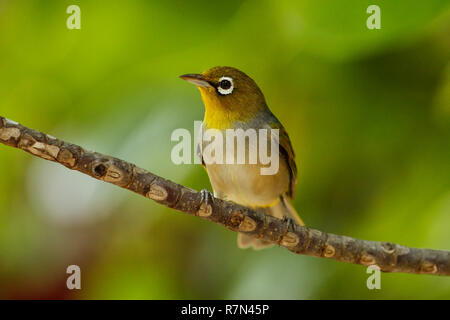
[[180, 66, 268, 128]]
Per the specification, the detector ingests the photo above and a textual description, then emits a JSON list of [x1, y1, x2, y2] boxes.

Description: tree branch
[[0, 115, 449, 276]]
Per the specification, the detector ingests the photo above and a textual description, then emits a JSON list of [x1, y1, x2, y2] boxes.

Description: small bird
[[180, 66, 304, 249]]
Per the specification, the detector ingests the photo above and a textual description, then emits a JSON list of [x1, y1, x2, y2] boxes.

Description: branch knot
[[146, 184, 168, 201]]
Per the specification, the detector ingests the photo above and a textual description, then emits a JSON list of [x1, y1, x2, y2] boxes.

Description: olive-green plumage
[[181, 66, 304, 249]]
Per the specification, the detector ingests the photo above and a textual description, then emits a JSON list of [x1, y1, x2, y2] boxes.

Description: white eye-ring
[[217, 76, 234, 95]]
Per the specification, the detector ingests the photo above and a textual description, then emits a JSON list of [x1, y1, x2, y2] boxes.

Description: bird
[[180, 66, 304, 249]]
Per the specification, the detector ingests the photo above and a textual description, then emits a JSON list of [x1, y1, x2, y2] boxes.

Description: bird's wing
[[196, 143, 205, 167], [196, 122, 206, 167], [269, 122, 297, 199]]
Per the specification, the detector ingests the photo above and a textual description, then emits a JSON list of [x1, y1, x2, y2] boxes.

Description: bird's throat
[[199, 88, 255, 129]]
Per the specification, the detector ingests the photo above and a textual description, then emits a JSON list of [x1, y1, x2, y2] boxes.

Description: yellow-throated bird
[[180, 66, 304, 249]]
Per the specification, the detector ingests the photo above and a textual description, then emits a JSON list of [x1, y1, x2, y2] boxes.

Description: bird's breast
[[205, 162, 289, 207], [199, 123, 290, 208]]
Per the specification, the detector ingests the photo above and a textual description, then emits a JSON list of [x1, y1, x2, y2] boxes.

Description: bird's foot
[[198, 189, 214, 217], [284, 216, 295, 231]]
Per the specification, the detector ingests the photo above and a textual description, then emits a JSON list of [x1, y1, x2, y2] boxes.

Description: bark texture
[[0, 116, 449, 276]]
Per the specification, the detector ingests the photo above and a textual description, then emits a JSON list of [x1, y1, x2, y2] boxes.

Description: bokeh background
[[0, 0, 449, 299]]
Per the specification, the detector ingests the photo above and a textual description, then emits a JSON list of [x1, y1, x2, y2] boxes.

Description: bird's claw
[[284, 216, 295, 231], [198, 189, 214, 217]]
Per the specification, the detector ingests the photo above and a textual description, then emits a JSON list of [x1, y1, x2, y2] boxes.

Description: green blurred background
[[0, 0, 449, 299]]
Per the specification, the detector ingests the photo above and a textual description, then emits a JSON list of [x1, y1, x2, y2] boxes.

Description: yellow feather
[[199, 87, 257, 129]]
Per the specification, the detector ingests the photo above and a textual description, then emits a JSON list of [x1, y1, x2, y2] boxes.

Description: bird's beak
[[179, 73, 213, 88]]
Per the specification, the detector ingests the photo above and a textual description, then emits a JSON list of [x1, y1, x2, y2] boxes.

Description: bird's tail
[[237, 195, 304, 250], [279, 194, 305, 226]]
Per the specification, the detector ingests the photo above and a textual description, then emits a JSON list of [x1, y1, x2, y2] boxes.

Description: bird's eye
[[219, 79, 231, 89], [217, 76, 234, 95]]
